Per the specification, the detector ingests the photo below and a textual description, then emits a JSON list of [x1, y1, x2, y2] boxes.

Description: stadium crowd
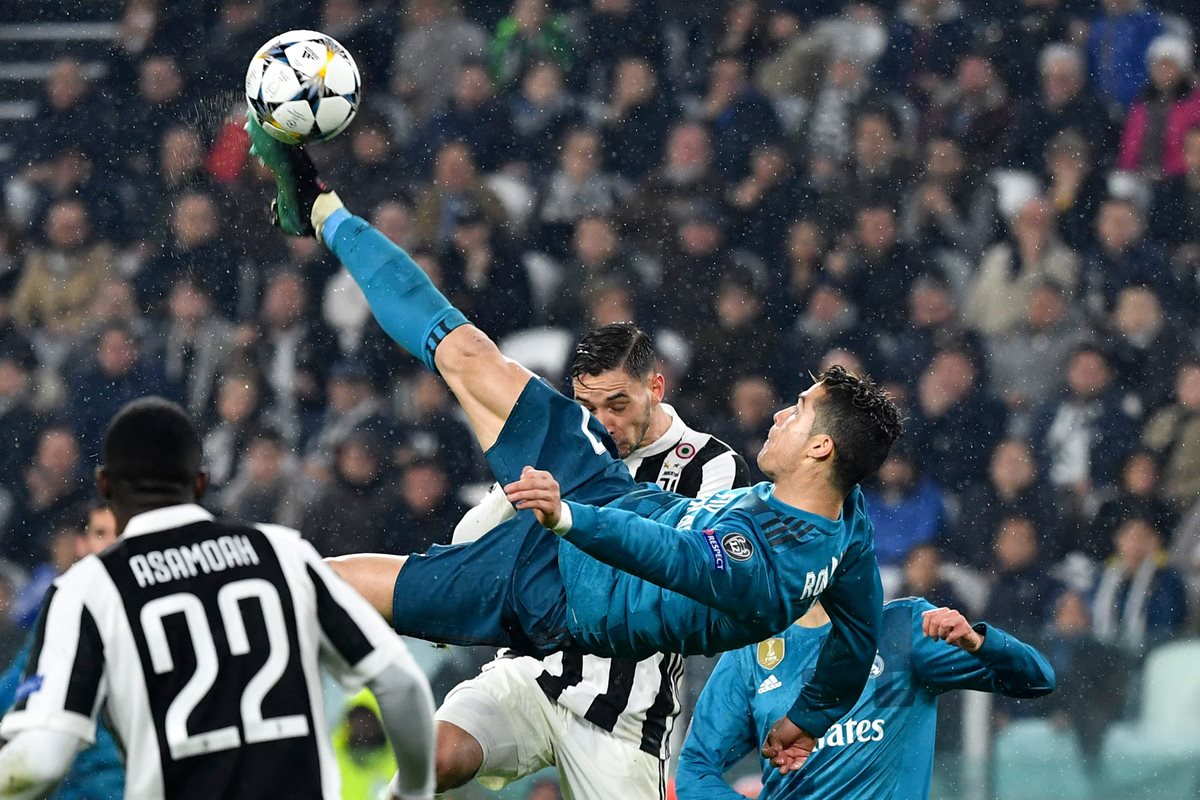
[[1, 0, 1199, 796]]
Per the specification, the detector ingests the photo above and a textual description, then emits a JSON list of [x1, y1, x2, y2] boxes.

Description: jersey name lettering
[[129, 536, 261, 588], [799, 555, 840, 600]]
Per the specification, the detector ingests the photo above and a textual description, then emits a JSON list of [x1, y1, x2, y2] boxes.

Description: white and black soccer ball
[[245, 30, 361, 145]]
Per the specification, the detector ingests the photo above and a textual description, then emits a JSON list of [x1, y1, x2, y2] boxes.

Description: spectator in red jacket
[[1118, 35, 1200, 180]]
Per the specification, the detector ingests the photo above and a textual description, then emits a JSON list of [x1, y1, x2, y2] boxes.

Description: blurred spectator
[[304, 360, 389, 474], [767, 219, 826, 325], [325, 114, 407, 214], [828, 109, 915, 219], [599, 56, 678, 181], [394, 372, 480, 485], [69, 323, 179, 458], [625, 121, 725, 256], [11, 504, 115, 629], [898, 542, 969, 611], [697, 56, 783, 180], [319, 0, 396, 83], [123, 54, 190, 176], [1081, 197, 1173, 320], [925, 54, 1013, 170], [138, 191, 244, 320], [711, 375, 775, 484], [392, 0, 487, 122], [302, 431, 396, 557], [415, 60, 514, 174], [985, 280, 1091, 414], [1032, 343, 1139, 502], [125, 126, 217, 243], [1118, 35, 1200, 180], [906, 346, 1008, 492], [217, 425, 309, 529], [1040, 591, 1131, 766], [1086, 0, 1165, 112], [1005, 45, 1117, 174], [149, 276, 236, 422], [948, 439, 1066, 568], [246, 270, 339, 444], [1142, 359, 1200, 507], [0, 338, 41, 493], [965, 196, 1080, 338], [837, 204, 929, 336], [203, 373, 261, 491], [984, 516, 1063, 640], [659, 203, 737, 331], [536, 128, 630, 256], [202, 0, 274, 92], [579, 0, 664, 95], [490, 0, 574, 88], [12, 199, 114, 347], [863, 447, 946, 567], [332, 692, 396, 800], [987, 0, 1072, 101], [1150, 126, 1200, 283], [902, 136, 998, 265], [550, 215, 646, 327], [16, 58, 107, 169], [773, 283, 869, 400], [1108, 285, 1192, 412], [5, 426, 87, 568], [1092, 450, 1179, 560], [805, 56, 908, 169], [442, 206, 533, 340], [383, 458, 464, 554], [1045, 130, 1108, 254], [1093, 516, 1188, 654], [509, 60, 582, 172], [726, 144, 812, 265], [873, 0, 975, 106], [413, 141, 507, 247], [889, 273, 980, 385]]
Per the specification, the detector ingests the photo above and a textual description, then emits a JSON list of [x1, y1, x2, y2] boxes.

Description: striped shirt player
[[0, 398, 436, 800], [442, 325, 748, 799]]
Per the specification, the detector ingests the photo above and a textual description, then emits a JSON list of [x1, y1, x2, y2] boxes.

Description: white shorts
[[435, 658, 665, 800]]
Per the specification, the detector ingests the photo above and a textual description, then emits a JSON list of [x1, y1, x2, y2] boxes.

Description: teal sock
[[326, 212, 468, 371]]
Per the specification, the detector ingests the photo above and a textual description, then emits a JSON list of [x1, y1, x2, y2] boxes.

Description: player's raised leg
[[324, 553, 405, 622], [246, 115, 528, 451]]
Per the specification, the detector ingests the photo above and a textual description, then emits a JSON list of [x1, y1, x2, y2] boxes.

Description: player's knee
[[433, 325, 502, 378], [435, 722, 484, 792]]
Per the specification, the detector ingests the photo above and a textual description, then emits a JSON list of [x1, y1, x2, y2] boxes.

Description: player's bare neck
[[112, 490, 197, 536], [772, 471, 843, 521], [645, 404, 672, 445]]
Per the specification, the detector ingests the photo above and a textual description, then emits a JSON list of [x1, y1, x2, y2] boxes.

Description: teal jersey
[[677, 598, 1056, 799], [557, 482, 882, 734]]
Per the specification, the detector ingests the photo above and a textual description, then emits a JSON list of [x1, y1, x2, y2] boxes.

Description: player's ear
[[807, 434, 835, 461], [194, 471, 209, 501], [95, 466, 112, 500], [649, 372, 666, 402]]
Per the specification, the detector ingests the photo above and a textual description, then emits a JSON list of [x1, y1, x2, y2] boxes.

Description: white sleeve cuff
[[551, 502, 573, 536]]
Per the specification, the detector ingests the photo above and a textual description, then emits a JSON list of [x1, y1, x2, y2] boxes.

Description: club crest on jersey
[[757, 638, 785, 669], [721, 533, 754, 561], [870, 654, 885, 678]]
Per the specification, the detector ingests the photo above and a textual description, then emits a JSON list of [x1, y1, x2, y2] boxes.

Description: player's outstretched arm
[[912, 603, 1056, 697], [505, 468, 773, 617], [0, 729, 80, 800], [767, 539, 882, 773], [246, 116, 531, 451], [677, 653, 759, 799]]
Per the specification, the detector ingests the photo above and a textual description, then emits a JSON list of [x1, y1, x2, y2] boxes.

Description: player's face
[[573, 369, 663, 458], [757, 382, 825, 479], [76, 508, 118, 558]]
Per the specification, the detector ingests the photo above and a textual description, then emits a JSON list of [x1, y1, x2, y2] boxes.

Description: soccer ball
[[245, 30, 361, 145]]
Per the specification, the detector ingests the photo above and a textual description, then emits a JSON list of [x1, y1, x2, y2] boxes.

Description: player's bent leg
[[551, 706, 664, 800], [324, 554, 406, 623], [434, 722, 485, 792], [434, 660, 555, 792], [433, 325, 535, 452]]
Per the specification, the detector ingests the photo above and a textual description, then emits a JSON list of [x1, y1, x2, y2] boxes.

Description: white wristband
[[551, 502, 573, 536]]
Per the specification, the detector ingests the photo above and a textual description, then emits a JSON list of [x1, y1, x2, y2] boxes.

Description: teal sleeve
[[561, 501, 776, 619], [786, 539, 882, 736], [676, 652, 758, 800], [909, 602, 1057, 697]]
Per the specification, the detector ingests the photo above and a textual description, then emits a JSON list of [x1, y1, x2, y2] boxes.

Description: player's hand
[[761, 716, 816, 774], [921, 607, 984, 653], [504, 466, 563, 529]]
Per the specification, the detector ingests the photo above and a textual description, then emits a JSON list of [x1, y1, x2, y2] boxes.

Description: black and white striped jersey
[[516, 405, 750, 759], [0, 504, 407, 800]]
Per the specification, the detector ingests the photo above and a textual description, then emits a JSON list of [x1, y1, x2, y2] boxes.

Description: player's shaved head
[[102, 396, 204, 490]]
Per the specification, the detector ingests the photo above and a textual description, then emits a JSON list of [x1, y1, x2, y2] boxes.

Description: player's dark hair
[[103, 397, 203, 491], [571, 323, 655, 381], [811, 365, 903, 495]]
